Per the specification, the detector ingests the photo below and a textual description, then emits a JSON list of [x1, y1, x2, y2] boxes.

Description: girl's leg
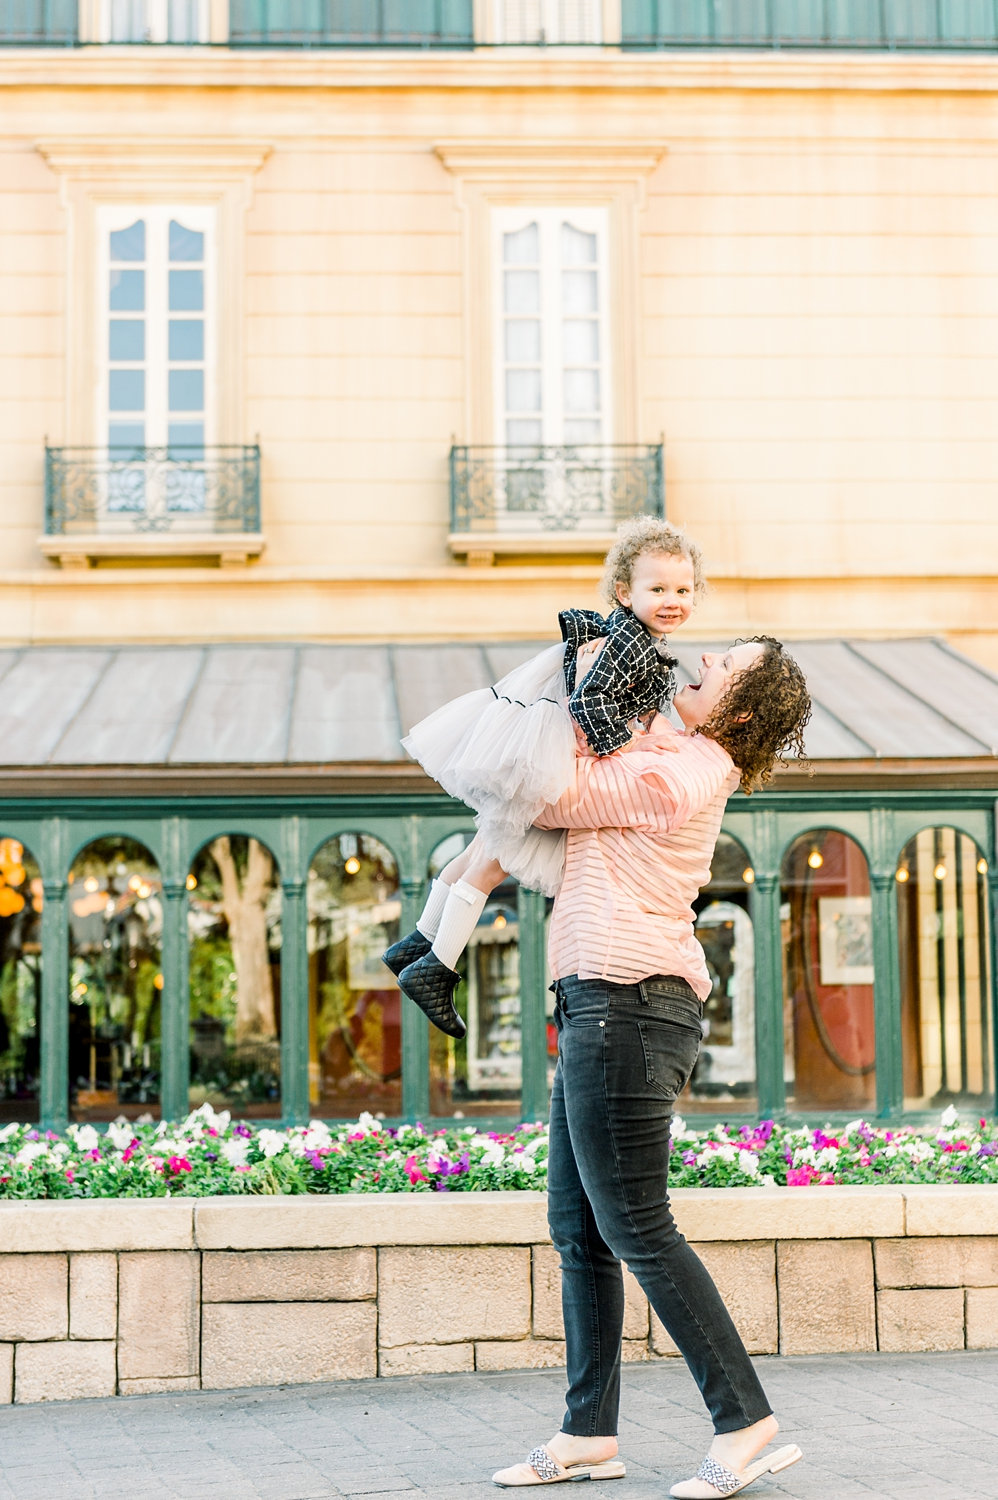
[[431, 841, 508, 970], [415, 834, 502, 944]]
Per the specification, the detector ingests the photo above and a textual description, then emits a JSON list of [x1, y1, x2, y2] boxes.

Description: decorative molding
[[434, 139, 667, 181], [35, 137, 272, 185]]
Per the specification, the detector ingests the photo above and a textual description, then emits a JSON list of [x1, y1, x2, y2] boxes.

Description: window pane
[[684, 835, 758, 1114], [561, 222, 597, 264], [506, 368, 542, 412], [109, 369, 146, 412], [507, 418, 543, 445], [781, 830, 876, 1112], [0, 837, 42, 1124], [898, 829, 992, 1112], [68, 838, 162, 1123], [503, 222, 539, 264], [188, 836, 282, 1120], [307, 834, 402, 1119], [564, 368, 599, 413], [109, 219, 145, 262], [563, 318, 599, 362], [109, 320, 145, 361], [504, 269, 540, 315], [168, 421, 204, 454], [109, 269, 145, 312], [168, 320, 204, 360], [169, 269, 203, 312], [562, 419, 601, 443], [562, 268, 597, 314], [169, 219, 204, 262], [168, 368, 204, 412], [505, 319, 541, 362], [108, 421, 145, 453]]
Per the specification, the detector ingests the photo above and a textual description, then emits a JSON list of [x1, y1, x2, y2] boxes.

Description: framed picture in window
[[818, 896, 874, 986]]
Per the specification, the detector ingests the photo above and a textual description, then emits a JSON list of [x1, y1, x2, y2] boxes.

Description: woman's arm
[[534, 734, 733, 834]]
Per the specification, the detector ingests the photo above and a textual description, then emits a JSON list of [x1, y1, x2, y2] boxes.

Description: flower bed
[[1, 1105, 996, 1198]]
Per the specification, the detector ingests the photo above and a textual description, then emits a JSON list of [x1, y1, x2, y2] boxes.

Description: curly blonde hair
[[600, 517, 706, 613], [695, 637, 812, 794]]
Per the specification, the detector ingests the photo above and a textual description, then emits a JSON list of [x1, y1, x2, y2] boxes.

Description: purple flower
[[204, 1152, 217, 1162], [234, 1124, 253, 1139]]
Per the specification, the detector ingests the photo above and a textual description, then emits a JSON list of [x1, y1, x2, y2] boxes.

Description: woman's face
[[674, 642, 764, 730]]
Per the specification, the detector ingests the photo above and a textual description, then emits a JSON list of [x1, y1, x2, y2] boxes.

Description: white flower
[[302, 1125, 331, 1152], [184, 1102, 230, 1135], [14, 1141, 49, 1166], [70, 1125, 100, 1153], [106, 1121, 134, 1152], [287, 1135, 306, 1157], [0, 1122, 21, 1144], [940, 1105, 959, 1129], [815, 1147, 840, 1168], [670, 1115, 686, 1139], [356, 1111, 380, 1134], [256, 1129, 287, 1159], [738, 1152, 760, 1177], [519, 1156, 537, 1173], [221, 1139, 249, 1168]]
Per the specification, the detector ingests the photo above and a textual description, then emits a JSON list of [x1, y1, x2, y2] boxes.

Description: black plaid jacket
[[559, 606, 678, 757]]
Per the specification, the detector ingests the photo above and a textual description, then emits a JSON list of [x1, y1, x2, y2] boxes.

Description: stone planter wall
[[1, 1186, 996, 1404]]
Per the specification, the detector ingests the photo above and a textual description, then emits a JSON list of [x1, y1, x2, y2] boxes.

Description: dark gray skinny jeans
[[547, 973, 773, 1437]]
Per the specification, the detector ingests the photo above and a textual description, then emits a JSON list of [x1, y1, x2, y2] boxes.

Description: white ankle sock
[[432, 879, 488, 970], [416, 878, 451, 940]]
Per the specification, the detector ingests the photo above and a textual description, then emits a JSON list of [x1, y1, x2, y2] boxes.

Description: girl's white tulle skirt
[[401, 642, 571, 896]]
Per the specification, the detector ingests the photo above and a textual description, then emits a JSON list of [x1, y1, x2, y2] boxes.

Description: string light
[[186, 874, 197, 890], [934, 863, 947, 882], [742, 867, 755, 885], [344, 856, 361, 875], [807, 849, 824, 870], [978, 858, 989, 876], [895, 867, 910, 883]]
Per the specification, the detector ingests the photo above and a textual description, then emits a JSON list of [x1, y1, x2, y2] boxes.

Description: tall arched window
[[187, 836, 281, 1118], [427, 834, 523, 1119], [307, 833, 401, 1119], [897, 828, 992, 1111], [781, 830, 876, 1111], [68, 837, 162, 1122], [689, 832, 757, 1114], [0, 838, 41, 1123]]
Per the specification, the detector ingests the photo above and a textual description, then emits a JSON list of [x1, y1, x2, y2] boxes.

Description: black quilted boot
[[397, 952, 466, 1039], [382, 929, 432, 978]]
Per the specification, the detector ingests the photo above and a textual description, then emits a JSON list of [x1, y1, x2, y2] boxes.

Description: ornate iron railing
[[622, 0, 998, 50], [44, 446, 261, 536], [228, 0, 473, 47], [0, 0, 76, 43], [449, 444, 664, 536]]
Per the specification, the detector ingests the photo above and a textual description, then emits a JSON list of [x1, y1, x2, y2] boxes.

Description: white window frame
[[490, 0, 603, 43], [492, 204, 612, 449], [95, 0, 210, 43]]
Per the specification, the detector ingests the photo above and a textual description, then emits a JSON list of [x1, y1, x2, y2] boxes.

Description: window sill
[[39, 533, 266, 568], [448, 530, 615, 566]]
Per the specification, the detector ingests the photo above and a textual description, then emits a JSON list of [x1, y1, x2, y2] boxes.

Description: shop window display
[[0, 838, 41, 1123]]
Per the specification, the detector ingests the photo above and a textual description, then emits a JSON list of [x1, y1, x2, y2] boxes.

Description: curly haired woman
[[492, 638, 811, 1500]]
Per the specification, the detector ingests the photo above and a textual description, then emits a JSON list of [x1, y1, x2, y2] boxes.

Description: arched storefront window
[[689, 832, 756, 1114], [781, 830, 876, 1111], [897, 828, 992, 1112], [0, 838, 41, 1123], [187, 836, 282, 1118], [427, 833, 523, 1119], [307, 833, 401, 1118], [68, 837, 162, 1122]]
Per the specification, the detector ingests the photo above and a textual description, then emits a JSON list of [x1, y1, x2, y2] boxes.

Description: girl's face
[[615, 551, 696, 638]]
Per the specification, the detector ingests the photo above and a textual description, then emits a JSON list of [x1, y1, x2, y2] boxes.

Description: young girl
[[383, 517, 705, 1040]]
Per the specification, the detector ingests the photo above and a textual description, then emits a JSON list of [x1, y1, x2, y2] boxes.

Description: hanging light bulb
[[934, 862, 947, 881], [186, 873, 197, 890], [344, 856, 361, 876], [83, 876, 99, 893], [807, 849, 824, 870], [978, 858, 989, 876], [895, 866, 910, 883], [742, 866, 755, 885], [493, 912, 507, 929]]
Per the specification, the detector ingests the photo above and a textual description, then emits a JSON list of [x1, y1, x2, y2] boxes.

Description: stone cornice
[[434, 139, 668, 179], [35, 135, 272, 181]]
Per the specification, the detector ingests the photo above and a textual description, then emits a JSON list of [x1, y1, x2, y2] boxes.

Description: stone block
[[118, 1375, 201, 1395], [531, 1245, 647, 1341], [877, 1288, 965, 1351], [966, 1288, 998, 1349], [202, 1302, 376, 1389], [378, 1246, 530, 1348], [202, 1248, 375, 1302], [69, 1254, 117, 1339], [195, 1191, 549, 1249], [778, 1240, 876, 1354], [651, 1241, 777, 1357], [118, 1252, 199, 1380], [903, 1185, 998, 1237], [475, 1339, 567, 1372], [672, 1186, 904, 1241], [379, 1343, 474, 1377], [0, 1201, 193, 1252], [14, 1341, 116, 1403], [0, 1255, 67, 1340], [875, 1237, 998, 1289], [0, 1344, 11, 1403]]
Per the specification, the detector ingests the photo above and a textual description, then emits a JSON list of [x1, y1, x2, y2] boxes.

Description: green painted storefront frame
[[1, 785, 995, 1130]]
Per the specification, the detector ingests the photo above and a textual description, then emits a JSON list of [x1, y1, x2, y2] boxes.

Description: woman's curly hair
[[601, 517, 705, 612], [696, 637, 812, 794]]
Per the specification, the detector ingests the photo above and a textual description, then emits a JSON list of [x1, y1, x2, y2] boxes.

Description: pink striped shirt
[[534, 724, 739, 998]]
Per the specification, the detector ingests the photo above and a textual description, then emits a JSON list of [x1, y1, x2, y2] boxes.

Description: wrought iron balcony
[[449, 444, 664, 559], [229, 0, 473, 47], [0, 0, 76, 44], [621, 0, 998, 50], [43, 445, 262, 565]]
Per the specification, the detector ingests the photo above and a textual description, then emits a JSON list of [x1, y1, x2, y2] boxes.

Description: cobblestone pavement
[[0, 1352, 994, 1500]]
